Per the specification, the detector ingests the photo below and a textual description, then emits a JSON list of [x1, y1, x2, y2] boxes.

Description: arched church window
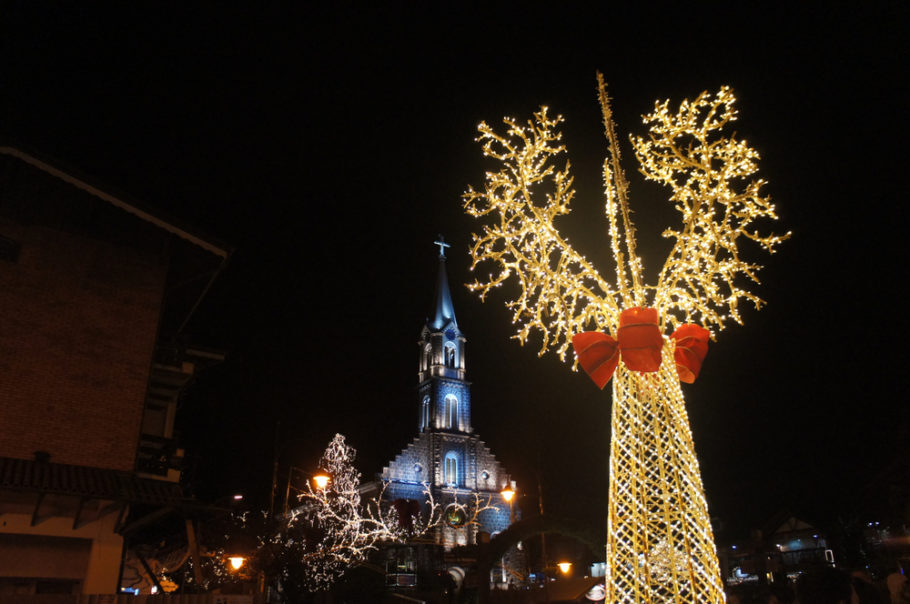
[[444, 343, 456, 368], [444, 452, 458, 486], [444, 395, 458, 430], [421, 396, 430, 430]]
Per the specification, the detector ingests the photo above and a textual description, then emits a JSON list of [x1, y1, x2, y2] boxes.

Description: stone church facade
[[381, 240, 514, 553]]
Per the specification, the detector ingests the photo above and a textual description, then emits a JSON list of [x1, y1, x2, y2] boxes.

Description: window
[[421, 396, 430, 430], [444, 452, 458, 486], [422, 343, 431, 371], [444, 343, 456, 368], [444, 395, 458, 430]]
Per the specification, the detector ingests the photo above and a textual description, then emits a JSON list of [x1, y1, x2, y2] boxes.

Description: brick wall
[[0, 219, 166, 471]]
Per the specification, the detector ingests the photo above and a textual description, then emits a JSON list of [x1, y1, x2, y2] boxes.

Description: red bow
[[670, 323, 710, 384], [571, 308, 709, 389]]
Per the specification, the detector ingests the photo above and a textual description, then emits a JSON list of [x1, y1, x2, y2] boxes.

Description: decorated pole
[[463, 73, 787, 603]]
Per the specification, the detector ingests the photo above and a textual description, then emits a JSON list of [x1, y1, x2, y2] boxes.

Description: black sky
[[2, 3, 908, 539]]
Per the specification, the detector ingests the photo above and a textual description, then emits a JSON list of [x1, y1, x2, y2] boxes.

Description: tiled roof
[[0, 456, 184, 506]]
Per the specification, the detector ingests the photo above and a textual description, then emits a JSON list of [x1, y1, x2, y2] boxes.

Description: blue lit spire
[[428, 236, 458, 332]]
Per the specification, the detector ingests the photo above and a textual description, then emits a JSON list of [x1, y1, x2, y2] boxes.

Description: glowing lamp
[[501, 488, 515, 503], [558, 562, 572, 574], [228, 556, 245, 570], [313, 473, 330, 489]]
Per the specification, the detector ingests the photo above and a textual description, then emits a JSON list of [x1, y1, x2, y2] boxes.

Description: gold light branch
[[464, 75, 788, 346], [633, 86, 790, 331], [464, 108, 620, 361]]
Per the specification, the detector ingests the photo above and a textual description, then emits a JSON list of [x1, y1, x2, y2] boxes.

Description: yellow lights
[[557, 562, 572, 574], [463, 74, 787, 357], [500, 488, 515, 503], [463, 74, 784, 603], [608, 342, 725, 602], [632, 85, 790, 331], [312, 473, 330, 490], [228, 556, 245, 571]]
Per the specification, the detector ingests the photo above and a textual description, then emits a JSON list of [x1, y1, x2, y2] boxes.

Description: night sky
[[2, 4, 908, 540]]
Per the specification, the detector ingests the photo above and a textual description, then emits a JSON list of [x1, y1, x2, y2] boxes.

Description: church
[[379, 238, 516, 587]]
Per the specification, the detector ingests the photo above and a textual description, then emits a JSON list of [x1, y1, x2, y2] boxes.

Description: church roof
[[427, 238, 459, 332]]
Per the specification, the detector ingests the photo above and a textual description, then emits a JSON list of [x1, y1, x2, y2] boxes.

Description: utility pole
[[269, 420, 280, 518], [538, 463, 550, 604]]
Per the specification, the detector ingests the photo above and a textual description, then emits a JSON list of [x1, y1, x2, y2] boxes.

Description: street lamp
[[284, 466, 331, 514], [223, 532, 257, 582], [557, 562, 572, 575], [501, 484, 516, 524], [313, 472, 330, 490]]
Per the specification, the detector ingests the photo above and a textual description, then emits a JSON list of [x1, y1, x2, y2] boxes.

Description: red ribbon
[[571, 308, 709, 389], [617, 307, 663, 373], [571, 331, 620, 390], [670, 323, 710, 384]]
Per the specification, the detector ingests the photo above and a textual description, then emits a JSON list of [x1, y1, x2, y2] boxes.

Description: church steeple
[[381, 237, 514, 552], [428, 237, 458, 332], [417, 237, 470, 433]]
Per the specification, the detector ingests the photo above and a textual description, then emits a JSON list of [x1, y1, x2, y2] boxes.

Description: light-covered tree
[[190, 434, 498, 600]]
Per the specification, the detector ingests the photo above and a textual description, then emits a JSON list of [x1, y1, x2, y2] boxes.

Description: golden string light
[[464, 73, 787, 603]]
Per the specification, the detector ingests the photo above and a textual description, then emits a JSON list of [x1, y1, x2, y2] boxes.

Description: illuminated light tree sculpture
[[286, 434, 499, 592], [463, 73, 787, 603], [273, 433, 435, 592]]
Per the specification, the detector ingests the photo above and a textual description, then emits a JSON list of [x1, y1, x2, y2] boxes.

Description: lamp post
[[268, 421, 319, 518], [499, 485, 519, 589], [500, 486, 516, 524], [283, 466, 330, 515], [224, 533, 258, 592]]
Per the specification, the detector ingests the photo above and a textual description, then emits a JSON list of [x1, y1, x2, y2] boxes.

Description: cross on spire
[[434, 235, 451, 258]]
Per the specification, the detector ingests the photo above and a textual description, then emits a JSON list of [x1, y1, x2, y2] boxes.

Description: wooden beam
[[115, 502, 129, 533], [136, 551, 165, 594], [72, 496, 87, 530], [98, 500, 123, 519], [30, 492, 45, 527]]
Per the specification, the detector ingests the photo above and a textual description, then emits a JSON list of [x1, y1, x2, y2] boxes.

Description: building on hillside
[[718, 513, 834, 586], [0, 146, 229, 596], [379, 239, 518, 591]]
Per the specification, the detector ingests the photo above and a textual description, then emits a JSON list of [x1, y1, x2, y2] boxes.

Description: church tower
[[416, 237, 470, 438], [382, 238, 513, 549]]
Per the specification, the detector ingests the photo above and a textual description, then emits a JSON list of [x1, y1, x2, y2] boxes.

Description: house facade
[[0, 146, 228, 595]]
